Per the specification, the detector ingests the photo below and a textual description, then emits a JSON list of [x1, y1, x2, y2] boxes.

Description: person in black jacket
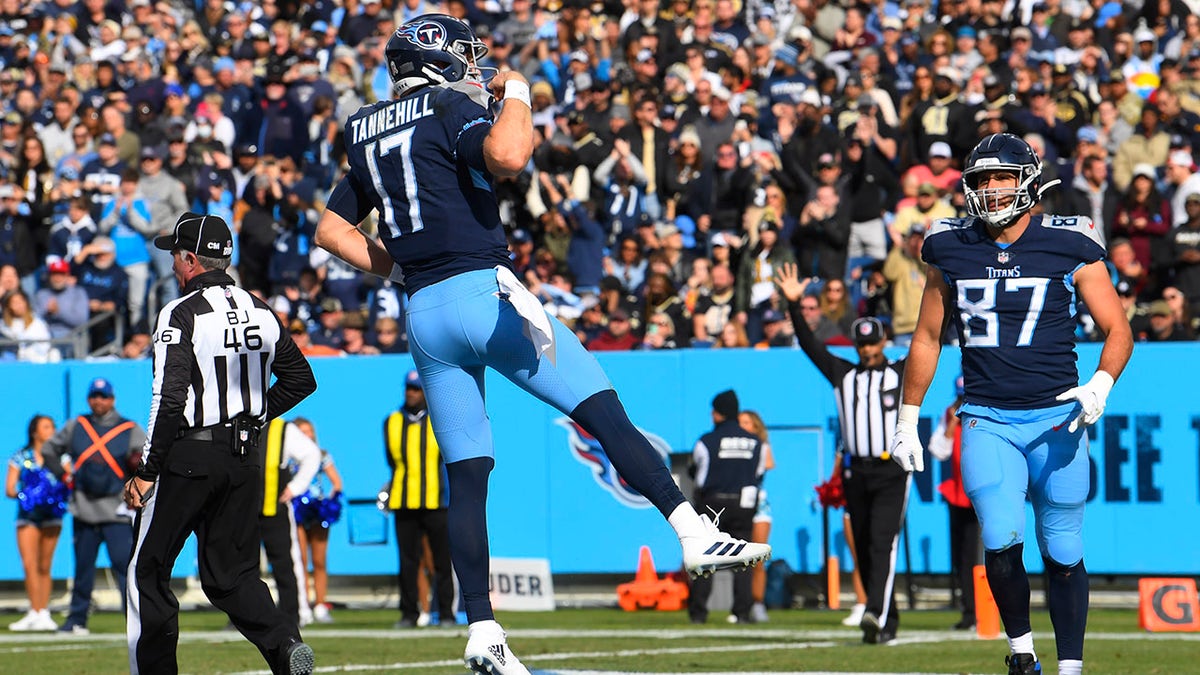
[[687, 389, 765, 624], [775, 262, 910, 644]]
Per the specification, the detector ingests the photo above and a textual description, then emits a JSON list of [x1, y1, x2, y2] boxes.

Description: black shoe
[[689, 615, 707, 624], [878, 629, 896, 644], [394, 617, 418, 629], [283, 639, 314, 675], [952, 616, 976, 630], [1005, 653, 1042, 675], [860, 611, 880, 644]]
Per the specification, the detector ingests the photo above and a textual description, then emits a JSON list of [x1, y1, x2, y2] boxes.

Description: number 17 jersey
[[922, 214, 1107, 409]]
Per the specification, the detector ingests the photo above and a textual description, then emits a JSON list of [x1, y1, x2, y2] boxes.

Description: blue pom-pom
[[17, 466, 69, 519], [316, 492, 343, 528], [292, 492, 319, 526]]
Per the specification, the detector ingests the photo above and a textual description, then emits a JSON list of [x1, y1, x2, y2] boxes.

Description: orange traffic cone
[[827, 556, 841, 610], [974, 564, 1001, 639], [616, 546, 689, 611]]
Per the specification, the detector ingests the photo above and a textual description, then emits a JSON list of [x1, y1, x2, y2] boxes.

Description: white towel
[[495, 266, 555, 359]]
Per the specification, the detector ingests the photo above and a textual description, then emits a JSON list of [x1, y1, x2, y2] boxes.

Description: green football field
[[2, 607, 1196, 674]]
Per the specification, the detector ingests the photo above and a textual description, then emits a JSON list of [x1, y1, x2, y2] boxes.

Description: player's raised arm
[[484, 71, 535, 177]]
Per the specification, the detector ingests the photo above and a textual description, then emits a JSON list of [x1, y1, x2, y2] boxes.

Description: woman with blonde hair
[[715, 319, 751, 348], [738, 410, 775, 623], [6, 414, 63, 631], [819, 278, 856, 338], [1, 290, 55, 363]]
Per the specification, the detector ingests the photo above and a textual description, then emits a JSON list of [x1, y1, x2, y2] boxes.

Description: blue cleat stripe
[[704, 543, 723, 555], [718, 543, 735, 555], [731, 543, 745, 556]]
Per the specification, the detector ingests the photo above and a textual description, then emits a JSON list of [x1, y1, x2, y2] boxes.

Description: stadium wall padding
[[1, 343, 1196, 581]]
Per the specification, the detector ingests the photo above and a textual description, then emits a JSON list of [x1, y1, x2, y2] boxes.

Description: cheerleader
[[739, 410, 775, 624], [5, 415, 65, 632], [293, 418, 344, 624]]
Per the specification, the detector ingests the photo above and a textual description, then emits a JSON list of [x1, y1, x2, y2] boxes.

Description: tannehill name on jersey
[[349, 93, 434, 145]]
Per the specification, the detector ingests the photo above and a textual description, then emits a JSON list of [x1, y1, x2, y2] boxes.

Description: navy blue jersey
[[326, 82, 511, 295], [922, 214, 1106, 409]]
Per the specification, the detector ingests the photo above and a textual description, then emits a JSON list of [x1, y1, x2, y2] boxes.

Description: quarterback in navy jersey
[[313, 15, 769, 675], [891, 134, 1132, 675]]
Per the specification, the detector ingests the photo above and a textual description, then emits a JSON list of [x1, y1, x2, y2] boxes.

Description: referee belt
[[848, 455, 890, 465], [176, 421, 237, 444]]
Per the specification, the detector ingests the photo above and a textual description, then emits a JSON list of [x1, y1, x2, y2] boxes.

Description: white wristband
[[898, 404, 920, 427], [502, 80, 531, 107], [1087, 370, 1115, 398]]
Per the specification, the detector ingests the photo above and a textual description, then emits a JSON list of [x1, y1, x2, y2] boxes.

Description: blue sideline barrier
[[0, 343, 1195, 581]]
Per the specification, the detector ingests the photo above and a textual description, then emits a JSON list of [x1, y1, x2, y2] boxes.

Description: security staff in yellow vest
[[385, 369, 454, 629], [259, 418, 321, 627]]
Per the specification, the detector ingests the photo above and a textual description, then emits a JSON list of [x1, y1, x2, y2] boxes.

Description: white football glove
[[1054, 370, 1115, 433], [890, 404, 925, 473]]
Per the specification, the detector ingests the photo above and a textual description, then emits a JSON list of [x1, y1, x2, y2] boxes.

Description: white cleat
[[463, 620, 530, 675], [681, 514, 771, 579], [842, 603, 866, 627]]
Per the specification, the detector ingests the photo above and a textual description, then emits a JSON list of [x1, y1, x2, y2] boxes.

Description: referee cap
[[405, 369, 423, 390], [154, 212, 233, 258], [851, 317, 885, 345]]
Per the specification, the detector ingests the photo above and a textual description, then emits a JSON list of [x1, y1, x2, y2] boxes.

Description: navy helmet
[[385, 14, 487, 96], [962, 133, 1046, 228]]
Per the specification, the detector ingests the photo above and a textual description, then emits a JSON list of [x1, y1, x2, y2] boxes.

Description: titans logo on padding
[[397, 20, 446, 50], [555, 418, 671, 509]]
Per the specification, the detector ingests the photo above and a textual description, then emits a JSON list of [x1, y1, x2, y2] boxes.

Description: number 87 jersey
[[922, 214, 1107, 410]]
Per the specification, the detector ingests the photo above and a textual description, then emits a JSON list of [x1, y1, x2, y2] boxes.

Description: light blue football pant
[[959, 402, 1089, 567], [405, 269, 613, 464]]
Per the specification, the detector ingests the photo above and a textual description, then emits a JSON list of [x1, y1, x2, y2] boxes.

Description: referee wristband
[[897, 404, 920, 427], [502, 80, 531, 107]]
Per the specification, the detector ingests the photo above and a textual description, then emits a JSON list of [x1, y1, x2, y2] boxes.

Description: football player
[[312, 15, 770, 674], [890, 133, 1133, 675]]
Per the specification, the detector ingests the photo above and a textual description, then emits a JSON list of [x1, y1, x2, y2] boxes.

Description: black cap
[[153, 212, 233, 258], [712, 389, 739, 419], [851, 317, 885, 345]]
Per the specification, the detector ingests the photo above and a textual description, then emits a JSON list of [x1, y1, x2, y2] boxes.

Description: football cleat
[[285, 639, 315, 675], [860, 611, 881, 644], [1005, 653, 1042, 675], [464, 620, 530, 675], [681, 514, 771, 579]]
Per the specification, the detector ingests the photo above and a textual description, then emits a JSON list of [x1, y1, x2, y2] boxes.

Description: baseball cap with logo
[[153, 211, 234, 258], [851, 317, 886, 345], [405, 369, 423, 389], [88, 377, 115, 398]]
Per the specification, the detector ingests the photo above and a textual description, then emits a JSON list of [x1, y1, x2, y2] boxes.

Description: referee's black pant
[[394, 508, 455, 623], [843, 457, 910, 635], [261, 506, 308, 625], [128, 436, 300, 675], [687, 494, 755, 623]]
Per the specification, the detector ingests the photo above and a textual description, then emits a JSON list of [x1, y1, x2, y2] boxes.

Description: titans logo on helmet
[[397, 21, 447, 50], [555, 418, 670, 509]]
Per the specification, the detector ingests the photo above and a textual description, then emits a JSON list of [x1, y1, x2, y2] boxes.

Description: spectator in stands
[[1113, 103, 1171, 192], [245, 64, 310, 163], [72, 236, 127, 350], [311, 298, 345, 351], [289, 318, 341, 357], [1166, 151, 1200, 227], [339, 312, 379, 356], [13, 136, 54, 230], [794, 183, 850, 282], [1141, 299, 1191, 341], [881, 224, 927, 347], [587, 308, 638, 351], [371, 317, 408, 354], [796, 291, 843, 344], [1164, 286, 1199, 337], [573, 298, 607, 346], [1109, 237, 1150, 300], [1064, 155, 1120, 236], [755, 308, 796, 348], [34, 259, 89, 344], [640, 311, 679, 350], [607, 235, 646, 294], [893, 183, 955, 238], [0, 289, 54, 363], [81, 134, 126, 220], [594, 138, 649, 242], [0, 184, 36, 285], [664, 126, 711, 227], [48, 198, 98, 263], [619, 96, 671, 221], [1170, 194, 1200, 309], [1111, 165, 1172, 291], [98, 169, 152, 325], [539, 172, 606, 296], [819, 278, 856, 339], [100, 102, 140, 167], [707, 140, 755, 235], [904, 141, 962, 195]]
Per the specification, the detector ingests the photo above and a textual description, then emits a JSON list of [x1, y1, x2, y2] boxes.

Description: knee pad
[[1042, 533, 1083, 569], [979, 513, 1025, 552]]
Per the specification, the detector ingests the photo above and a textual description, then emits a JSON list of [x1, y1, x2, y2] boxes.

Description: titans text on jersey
[[326, 81, 511, 295], [922, 214, 1106, 409]]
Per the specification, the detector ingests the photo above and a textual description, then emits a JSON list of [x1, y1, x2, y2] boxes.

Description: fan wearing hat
[[35, 256, 91, 342], [1168, 192, 1200, 305], [73, 235, 128, 333], [774, 262, 911, 644]]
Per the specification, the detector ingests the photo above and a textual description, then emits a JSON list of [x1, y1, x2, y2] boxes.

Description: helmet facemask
[[963, 162, 1039, 228]]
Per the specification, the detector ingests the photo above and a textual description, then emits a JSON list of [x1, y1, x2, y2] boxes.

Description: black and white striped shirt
[[789, 301, 905, 459], [137, 271, 315, 480]]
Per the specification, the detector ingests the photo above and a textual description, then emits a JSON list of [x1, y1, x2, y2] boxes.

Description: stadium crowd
[[1, 0, 1200, 362]]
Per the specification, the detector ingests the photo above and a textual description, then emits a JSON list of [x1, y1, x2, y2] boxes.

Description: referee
[[775, 263, 910, 644], [123, 212, 317, 675]]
